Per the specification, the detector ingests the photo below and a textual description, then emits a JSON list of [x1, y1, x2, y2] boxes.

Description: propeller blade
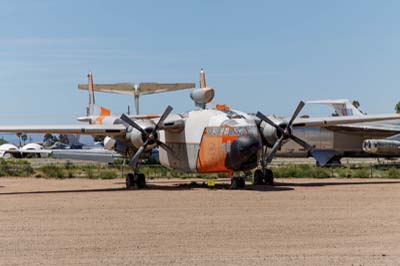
[[256, 111, 285, 135], [289, 134, 313, 150], [287, 101, 305, 128], [265, 136, 284, 164], [120, 113, 147, 135], [156, 140, 174, 154], [154, 105, 173, 132], [156, 140, 170, 151], [129, 141, 148, 169]]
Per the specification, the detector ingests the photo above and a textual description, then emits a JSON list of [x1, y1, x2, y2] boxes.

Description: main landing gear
[[126, 173, 146, 189], [229, 169, 274, 189], [253, 169, 274, 185], [230, 176, 246, 189]]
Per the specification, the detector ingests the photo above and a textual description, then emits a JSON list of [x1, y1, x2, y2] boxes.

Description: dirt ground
[[1, 177, 400, 266]]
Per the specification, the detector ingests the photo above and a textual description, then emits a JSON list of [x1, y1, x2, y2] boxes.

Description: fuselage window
[[229, 128, 236, 136], [235, 127, 248, 136], [223, 127, 230, 136]]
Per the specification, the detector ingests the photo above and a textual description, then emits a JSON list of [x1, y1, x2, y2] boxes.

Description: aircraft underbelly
[[332, 132, 364, 151]]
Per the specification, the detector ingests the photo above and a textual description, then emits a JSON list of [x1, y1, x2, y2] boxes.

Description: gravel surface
[[1, 177, 400, 266]]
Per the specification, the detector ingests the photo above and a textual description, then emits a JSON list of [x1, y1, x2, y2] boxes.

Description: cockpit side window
[[235, 127, 248, 136], [223, 127, 230, 136], [247, 126, 259, 136]]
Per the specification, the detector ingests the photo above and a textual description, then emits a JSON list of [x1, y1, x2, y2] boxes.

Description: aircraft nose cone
[[225, 135, 261, 171]]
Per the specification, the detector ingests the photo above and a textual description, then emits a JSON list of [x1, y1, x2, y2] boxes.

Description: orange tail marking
[[95, 107, 111, 124], [200, 68, 206, 88]]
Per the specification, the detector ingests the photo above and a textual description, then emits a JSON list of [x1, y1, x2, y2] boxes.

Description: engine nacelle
[[190, 88, 215, 105], [103, 137, 116, 151], [363, 139, 400, 155], [126, 120, 157, 151], [259, 118, 285, 147]]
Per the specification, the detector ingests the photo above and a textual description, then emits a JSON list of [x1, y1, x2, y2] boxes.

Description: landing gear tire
[[253, 169, 274, 185], [126, 173, 135, 189], [253, 170, 264, 185], [263, 169, 274, 185], [126, 173, 146, 189], [135, 173, 146, 189], [230, 177, 245, 189]]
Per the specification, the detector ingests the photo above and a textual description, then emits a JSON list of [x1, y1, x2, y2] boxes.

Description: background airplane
[[0, 70, 399, 189], [275, 99, 400, 165]]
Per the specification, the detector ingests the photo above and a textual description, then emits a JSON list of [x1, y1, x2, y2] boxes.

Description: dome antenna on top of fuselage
[[190, 68, 215, 109]]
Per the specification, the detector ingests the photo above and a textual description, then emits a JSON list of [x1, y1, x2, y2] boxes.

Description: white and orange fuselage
[[159, 108, 262, 174]]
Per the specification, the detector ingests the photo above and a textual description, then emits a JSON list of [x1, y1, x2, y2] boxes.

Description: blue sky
[[0, 0, 399, 132]]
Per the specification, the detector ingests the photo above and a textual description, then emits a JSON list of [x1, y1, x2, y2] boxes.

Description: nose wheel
[[253, 169, 274, 185], [126, 173, 146, 189]]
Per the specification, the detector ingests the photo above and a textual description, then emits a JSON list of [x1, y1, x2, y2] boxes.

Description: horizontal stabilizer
[[78, 82, 196, 96]]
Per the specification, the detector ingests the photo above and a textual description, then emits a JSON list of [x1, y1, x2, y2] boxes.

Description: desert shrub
[[98, 169, 118, 179], [351, 168, 371, 178], [272, 165, 330, 178], [311, 167, 331, 178], [40, 165, 65, 178], [83, 165, 96, 179], [273, 165, 299, 178], [386, 167, 400, 178], [0, 159, 34, 177], [334, 168, 352, 178]]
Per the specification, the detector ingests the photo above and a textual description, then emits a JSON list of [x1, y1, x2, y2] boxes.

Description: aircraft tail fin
[[87, 72, 96, 116], [306, 99, 364, 116], [200, 68, 206, 88], [85, 72, 112, 122]]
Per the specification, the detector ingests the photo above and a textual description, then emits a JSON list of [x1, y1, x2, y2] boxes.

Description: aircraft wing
[[51, 149, 123, 163], [78, 82, 196, 96], [6, 149, 122, 163], [0, 125, 126, 136], [292, 114, 400, 128], [325, 124, 400, 136]]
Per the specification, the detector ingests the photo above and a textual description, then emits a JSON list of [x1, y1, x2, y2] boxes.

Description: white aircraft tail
[[306, 99, 363, 116], [84, 72, 113, 123]]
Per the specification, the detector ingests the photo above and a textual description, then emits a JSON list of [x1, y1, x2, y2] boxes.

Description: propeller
[[120, 105, 173, 170], [256, 101, 314, 165]]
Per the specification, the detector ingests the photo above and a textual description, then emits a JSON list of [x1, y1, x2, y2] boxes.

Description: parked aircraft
[[0, 135, 122, 163], [0, 70, 399, 189], [276, 99, 400, 165], [0, 143, 45, 158]]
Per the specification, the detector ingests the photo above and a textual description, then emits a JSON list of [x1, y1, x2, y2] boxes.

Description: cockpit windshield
[[206, 126, 259, 137]]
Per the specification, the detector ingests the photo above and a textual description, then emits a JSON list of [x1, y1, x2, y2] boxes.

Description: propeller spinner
[[256, 101, 314, 166], [120, 105, 173, 170]]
